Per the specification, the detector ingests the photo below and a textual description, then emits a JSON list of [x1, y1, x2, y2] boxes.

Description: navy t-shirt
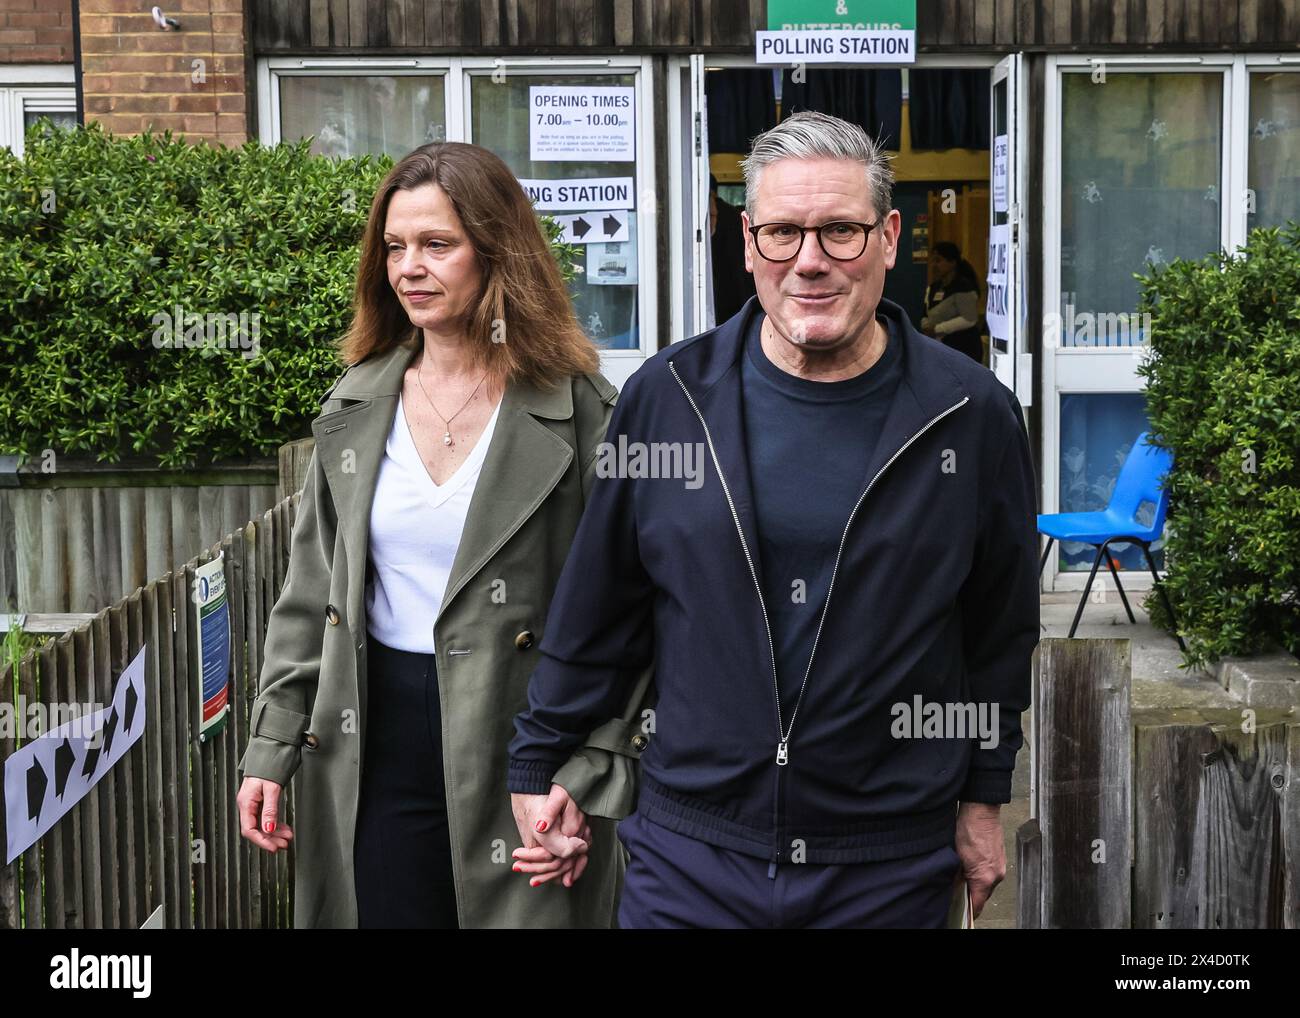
[[740, 309, 904, 708]]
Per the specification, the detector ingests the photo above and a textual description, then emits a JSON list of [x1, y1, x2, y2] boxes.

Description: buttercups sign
[[757, 0, 917, 64]]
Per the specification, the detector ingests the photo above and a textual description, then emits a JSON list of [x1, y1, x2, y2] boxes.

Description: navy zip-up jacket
[[508, 296, 1040, 863]]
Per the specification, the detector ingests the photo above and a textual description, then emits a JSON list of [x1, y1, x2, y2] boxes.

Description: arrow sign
[[26, 758, 47, 822], [124, 682, 139, 734], [81, 736, 101, 779], [5, 645, 149, 864], [54, 738, 75, 798], [100, 706, 119, 758], [556, 211, 628, 245]]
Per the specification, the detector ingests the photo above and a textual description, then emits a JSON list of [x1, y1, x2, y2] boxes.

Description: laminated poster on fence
[[4, 646, 148, 864], [196, 553, 231, 740]]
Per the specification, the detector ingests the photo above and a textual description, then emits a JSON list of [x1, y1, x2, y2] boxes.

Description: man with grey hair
[[508, 110, 1039, 928]]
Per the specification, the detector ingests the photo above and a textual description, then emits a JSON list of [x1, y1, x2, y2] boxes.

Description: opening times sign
[[529, 86, 635, 162], [758, 0, 917, 64]]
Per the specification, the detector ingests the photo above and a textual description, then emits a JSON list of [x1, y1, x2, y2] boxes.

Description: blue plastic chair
[[1037, 432, 1186, 648]]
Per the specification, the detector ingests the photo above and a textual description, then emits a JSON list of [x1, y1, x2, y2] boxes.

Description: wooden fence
[[6, 530, 1298, 927], [1019, 638, 1300, 928], [0, 490, 303, 929], [0, 458, 279, 616]]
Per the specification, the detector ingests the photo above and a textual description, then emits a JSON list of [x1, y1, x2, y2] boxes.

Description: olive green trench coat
[[237, 338, 651, 928]]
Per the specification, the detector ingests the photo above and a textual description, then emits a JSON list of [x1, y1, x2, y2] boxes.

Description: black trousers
[[616, 811, 961, 929], [354, 633, 459, 928]]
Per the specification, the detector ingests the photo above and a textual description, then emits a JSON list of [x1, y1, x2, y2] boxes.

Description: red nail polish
[[535, 820, 548, 833], [265, 820, 275, 834], [512, 864, 521, 872]]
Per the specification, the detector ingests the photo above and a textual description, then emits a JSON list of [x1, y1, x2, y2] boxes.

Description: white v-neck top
[[365, 391, 502, 653]]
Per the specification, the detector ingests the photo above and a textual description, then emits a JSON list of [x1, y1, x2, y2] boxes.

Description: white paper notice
[[529, 86, 635, 162], [518, 176, 635, 212], [986, 223, 1011, 349], [993, 134, 1009, 213], [587, 215, 638, 285], [4, 645, 148, 864]]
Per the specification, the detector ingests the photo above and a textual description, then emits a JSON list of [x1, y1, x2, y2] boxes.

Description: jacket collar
[[312, 339, 577, 672], [667, 295, 969, 414], [665, 296, 972, 584]]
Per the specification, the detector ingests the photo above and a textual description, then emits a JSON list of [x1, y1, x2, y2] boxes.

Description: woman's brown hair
[[337, 142, 599, 388]]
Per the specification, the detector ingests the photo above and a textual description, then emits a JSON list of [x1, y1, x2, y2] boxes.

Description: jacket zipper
[[670, 359, 968, 860], [780, 393, 971, 748]]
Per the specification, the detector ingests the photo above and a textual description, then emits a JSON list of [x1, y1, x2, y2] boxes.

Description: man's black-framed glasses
[[748, 220, 879, 262]]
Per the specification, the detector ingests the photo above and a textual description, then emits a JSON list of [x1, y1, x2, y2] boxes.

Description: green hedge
[[0, 122, 579, 468], [1136, 222, 1300, 668]]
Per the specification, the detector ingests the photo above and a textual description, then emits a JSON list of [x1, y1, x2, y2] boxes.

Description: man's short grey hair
[[740, 110, 895, 222]]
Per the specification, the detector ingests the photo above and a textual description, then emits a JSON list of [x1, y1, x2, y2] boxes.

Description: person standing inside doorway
[[921, 241, 984, 364], [710, 173, 757, 324]]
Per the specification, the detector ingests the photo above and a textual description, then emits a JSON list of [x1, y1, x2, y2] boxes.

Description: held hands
[[510, 784, 591, 888], [955, 802, 1005, 919], [237, 776, 295, 853]]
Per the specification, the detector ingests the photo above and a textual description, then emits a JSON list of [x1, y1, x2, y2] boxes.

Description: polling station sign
[[986, 224, 1011, 353], [758, 0, 916, 64], [517, 176, 635, 212]]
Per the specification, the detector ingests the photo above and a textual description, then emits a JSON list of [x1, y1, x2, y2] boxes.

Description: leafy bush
[[0, 122, 580, 468], [1136, 222, 1300, 667]]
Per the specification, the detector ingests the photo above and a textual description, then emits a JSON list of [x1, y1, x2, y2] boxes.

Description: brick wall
[[79, 0, 249, 146], [0, 0, 74, 63]]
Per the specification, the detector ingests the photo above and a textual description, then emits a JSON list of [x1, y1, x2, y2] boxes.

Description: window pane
[[1057, 393, 1164, 572], [471, 74, 640, 351], [1248, 71, 1300, 230], [1059, 73, 1222, 347], [279, 75, 446, 158], [23, 109, 77, 133]]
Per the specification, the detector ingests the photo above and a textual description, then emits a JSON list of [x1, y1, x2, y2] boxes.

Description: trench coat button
[[303, 731, 319, 750], [514, 630, 535, 651], [325, 604, 340, 626], [631, 734, 648, 752]]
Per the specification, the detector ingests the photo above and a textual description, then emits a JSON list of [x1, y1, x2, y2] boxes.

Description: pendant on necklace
[[443, 431, 453, 447]]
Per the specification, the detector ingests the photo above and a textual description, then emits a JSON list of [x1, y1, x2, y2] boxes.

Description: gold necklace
[[414, 359, 489, 448]]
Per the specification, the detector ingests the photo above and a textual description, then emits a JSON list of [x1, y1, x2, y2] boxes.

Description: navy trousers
[[615, 810, 961, 929], [353, 634, 459, 929]]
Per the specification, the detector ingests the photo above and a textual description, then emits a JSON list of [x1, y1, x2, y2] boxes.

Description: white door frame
[[664, 52, 1004, 347]]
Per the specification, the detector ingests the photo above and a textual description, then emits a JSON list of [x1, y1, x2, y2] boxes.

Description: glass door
[[1043, 57, 1231, 590]]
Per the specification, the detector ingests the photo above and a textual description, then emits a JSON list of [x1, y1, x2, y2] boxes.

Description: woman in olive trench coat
[[236, 340, 650, 925], [236, 147, 651, 929]]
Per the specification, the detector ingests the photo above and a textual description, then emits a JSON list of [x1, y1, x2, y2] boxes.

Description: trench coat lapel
[[436, 376, 574, 625], [311, 340, 418, 642], [310, 338, 575, 667]]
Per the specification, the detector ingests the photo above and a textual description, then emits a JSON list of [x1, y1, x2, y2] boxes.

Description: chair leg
[[1069, 544, 1107, 638], [1140, 543, 1188, 653], [1038, 536, 1054, 578], [1102, 538, 1137, 624]]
